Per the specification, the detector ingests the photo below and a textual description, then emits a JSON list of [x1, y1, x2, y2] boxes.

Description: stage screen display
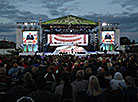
[[23, 31, 38, 44], [47, 34, 88, 46], [101, 31, 114, 44]]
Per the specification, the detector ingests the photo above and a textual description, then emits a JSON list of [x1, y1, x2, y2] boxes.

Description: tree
[[131, 39, 135, 44], [120, 37, 131, 45]]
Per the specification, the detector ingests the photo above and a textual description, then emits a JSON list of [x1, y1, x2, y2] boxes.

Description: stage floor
[[19, 51, 120, 56]]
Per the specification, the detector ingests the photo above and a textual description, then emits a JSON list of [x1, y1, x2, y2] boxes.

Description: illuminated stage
[[16, 15, 120, 54]]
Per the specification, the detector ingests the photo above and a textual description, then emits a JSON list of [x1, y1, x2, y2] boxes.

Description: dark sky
[[0, 0, 138, 41]]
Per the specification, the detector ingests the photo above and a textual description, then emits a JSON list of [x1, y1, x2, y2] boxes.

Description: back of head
[[35, 76, 45, 90], [31, 67, 38, 73], [0, 67, 6, 76], [17, 96, 34, 102], [88, 75, 102, 96], [61, 72, 70, 82], [97, 68, 105, 76], [125, 76, 134, 87], [61, 72, 73, 101], [47, 65, 54, 73], [23, 72, 32, 80], [114, 72, 123, 80], [13, 63, 18, 68], [76, 70, 85, 80]]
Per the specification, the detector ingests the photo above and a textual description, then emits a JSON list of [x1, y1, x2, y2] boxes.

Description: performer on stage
[[26, 33, 34, 40], [105, 33, 111, 39]]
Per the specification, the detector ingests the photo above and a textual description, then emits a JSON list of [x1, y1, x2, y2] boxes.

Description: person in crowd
[[44, 65, 57, 92], [84, 60, 89, 68], [85, 75, 106, 102], [28, 75, 58, 102], [123, 76, 137, 102], [17, 96, 34, 102], [104, 70, 112, 81], [23, 72, 37, 92], [102, 90, 128, 102], [26, 33, 34, 40], [0, 53, 137, 102], [110, 72, 126, 90], [85, 68, 93, 80], [55, 72, 77, 102], [72, 70, 88, 102], [0, 67, 11, 86], [97, 68, 110, 89], [0, 67, 10, 102], [105, 33, 111, 39], [8, 63, 24, 80], [72, 70, 88, 90], [31, 66, 39, 79], [6, 79, 30, 102]]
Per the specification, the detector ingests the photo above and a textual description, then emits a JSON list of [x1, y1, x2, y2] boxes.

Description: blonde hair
[[13, 63, 18, 68], [31, 67, 38, 73], [87, 75, 102, 96], [0, 67, 6, 75]]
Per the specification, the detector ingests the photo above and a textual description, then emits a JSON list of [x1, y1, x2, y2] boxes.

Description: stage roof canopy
[[42, 15, 97, 25]]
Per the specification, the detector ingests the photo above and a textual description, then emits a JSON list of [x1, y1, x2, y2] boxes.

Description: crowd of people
[[0, 53, 138, 102]]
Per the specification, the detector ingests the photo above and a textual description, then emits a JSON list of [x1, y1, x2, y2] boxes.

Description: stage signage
[[47, 34, 88, 46]]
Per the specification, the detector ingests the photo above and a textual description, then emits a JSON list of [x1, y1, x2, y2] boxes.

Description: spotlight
[[31, 22, 34, 25], [102, 23, 107, 26], [24, 22, 28, 25]]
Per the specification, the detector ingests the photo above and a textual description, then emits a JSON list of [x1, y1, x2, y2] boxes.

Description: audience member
[[110, 72, 126, 90], [55, 72, 77, 102], [28, 76, 58, 102], [72, 70, 88, 102], [85, 75, 106, 102], [123, 76, 137, 102]]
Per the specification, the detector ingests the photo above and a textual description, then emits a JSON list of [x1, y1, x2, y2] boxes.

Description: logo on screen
[[102, 31, 114, 44], [23, 31, 37, 44]]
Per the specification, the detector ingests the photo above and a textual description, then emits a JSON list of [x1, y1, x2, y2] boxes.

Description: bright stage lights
[[102, 23, 107, 26]]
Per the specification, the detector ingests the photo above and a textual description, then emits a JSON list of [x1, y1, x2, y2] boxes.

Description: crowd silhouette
[[0, 53, 137, 102]]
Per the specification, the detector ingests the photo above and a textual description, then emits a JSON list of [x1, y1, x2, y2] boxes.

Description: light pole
[[98, 19, 101, 51], [39, 18, 42, 52]]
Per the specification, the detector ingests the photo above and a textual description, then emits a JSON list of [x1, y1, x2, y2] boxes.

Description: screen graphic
[[101, 31, 114, 44], [23, 31, 38, 44], [47, 34, 88, 46]]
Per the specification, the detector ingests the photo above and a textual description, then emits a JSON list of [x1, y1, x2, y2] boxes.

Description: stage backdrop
[[47, 34, 88, 46]]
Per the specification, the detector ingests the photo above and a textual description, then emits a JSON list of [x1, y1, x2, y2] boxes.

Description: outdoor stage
[[16, 15, 120, 55]]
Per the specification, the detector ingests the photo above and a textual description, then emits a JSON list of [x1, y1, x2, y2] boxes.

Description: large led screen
[[101, 31, 114, 44], [47, 34, 88, 46], [23, 31, 38, 44]]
